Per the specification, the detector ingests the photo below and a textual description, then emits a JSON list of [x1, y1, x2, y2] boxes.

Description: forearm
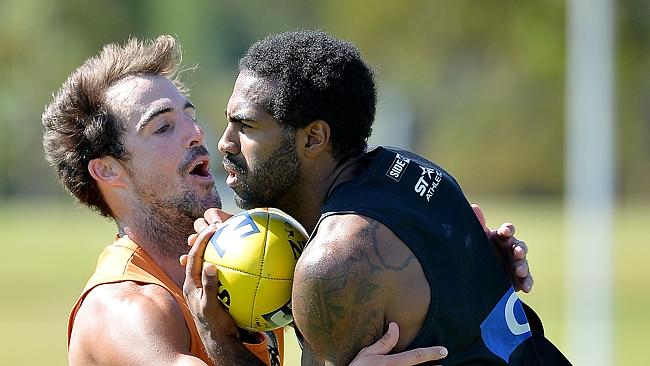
[[199, 332, 266, 366], [182, 225, 267, 365]]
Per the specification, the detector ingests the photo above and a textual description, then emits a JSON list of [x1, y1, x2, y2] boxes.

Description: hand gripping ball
[[203, 207, 309, 331]]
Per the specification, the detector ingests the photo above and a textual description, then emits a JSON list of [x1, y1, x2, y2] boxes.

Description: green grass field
[[1, 197, 648, 365]]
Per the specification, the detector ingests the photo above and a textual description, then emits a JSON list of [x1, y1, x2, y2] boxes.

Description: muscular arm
[[292, 215, 404, 365], [181, 221, 268, 366], [186, 211, 445, 366], [68, 282, 207, 366]]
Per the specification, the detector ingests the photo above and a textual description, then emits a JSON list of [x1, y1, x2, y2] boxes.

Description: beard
[[131, 184, 221, 259], [127, 151, 222, 259], [225, 131, 302, 210]]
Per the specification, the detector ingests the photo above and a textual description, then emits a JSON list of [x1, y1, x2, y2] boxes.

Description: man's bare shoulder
[[308, 214, 380, 251], [82, 281, 181, 315], [292, 213, 407, 364], [69, 281, 190, 365], [306, 213, 416, 270]]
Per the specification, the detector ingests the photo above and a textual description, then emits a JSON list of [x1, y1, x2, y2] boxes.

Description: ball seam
[[249, 210, 269, 327], [216, 264, 294, 280], [259, 210, 269, 280]]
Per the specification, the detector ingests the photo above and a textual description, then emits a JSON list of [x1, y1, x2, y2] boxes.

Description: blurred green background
[[1, 0, 648, 365]]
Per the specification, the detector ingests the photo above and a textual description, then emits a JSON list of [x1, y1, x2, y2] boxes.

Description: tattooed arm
[[292, 214, 427, 365], [292, 218, 384, 365]]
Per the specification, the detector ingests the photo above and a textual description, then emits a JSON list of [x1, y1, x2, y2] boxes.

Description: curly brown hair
[[42, 35, 186, 218]]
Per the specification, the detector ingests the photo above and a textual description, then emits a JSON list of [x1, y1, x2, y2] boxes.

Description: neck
[[285, 156, 362, 233], [116, 209, 195, 288]]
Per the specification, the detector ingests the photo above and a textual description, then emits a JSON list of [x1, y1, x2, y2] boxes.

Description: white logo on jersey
[[413, 166, 442, 202], [386, 153, 410, 182], [480, 287, 532, 362], [505, 291, 531, 335]]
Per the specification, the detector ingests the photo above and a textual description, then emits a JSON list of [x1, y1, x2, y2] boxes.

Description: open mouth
[[222, 163, 239, 186], [189, 159, 211, 178]]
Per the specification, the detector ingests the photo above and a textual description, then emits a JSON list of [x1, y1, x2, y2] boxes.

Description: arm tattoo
[[365, 219, 416, 271], [295, 217, 415, 365]]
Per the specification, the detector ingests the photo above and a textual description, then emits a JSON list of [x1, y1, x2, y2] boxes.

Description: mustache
[[223, 154, 247, 174], [178, 145, 210, 174]]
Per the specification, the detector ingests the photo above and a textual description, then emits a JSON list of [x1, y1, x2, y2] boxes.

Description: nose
[[187, 120, 206, 148], [218, 122, 240, 155]]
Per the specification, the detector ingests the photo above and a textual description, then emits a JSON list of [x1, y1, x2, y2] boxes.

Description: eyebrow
[[225, 109, 256, 123], [137, 101, 195, 133]]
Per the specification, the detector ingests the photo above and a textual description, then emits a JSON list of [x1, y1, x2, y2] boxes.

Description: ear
[[298, 120, 331, 158], [88, 156, 129, 188]]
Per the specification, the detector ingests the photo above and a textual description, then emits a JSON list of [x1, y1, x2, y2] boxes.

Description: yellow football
[[203, 207, 308, 331]]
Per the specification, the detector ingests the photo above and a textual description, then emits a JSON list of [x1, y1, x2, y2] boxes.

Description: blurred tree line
[[0, 0, 647, 200]]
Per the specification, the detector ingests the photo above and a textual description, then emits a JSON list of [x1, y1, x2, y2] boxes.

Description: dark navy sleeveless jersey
[[314, 146, 570, 365]]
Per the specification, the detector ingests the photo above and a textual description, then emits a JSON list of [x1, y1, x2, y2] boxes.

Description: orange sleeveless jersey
[[67, 236, 284, 365]]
